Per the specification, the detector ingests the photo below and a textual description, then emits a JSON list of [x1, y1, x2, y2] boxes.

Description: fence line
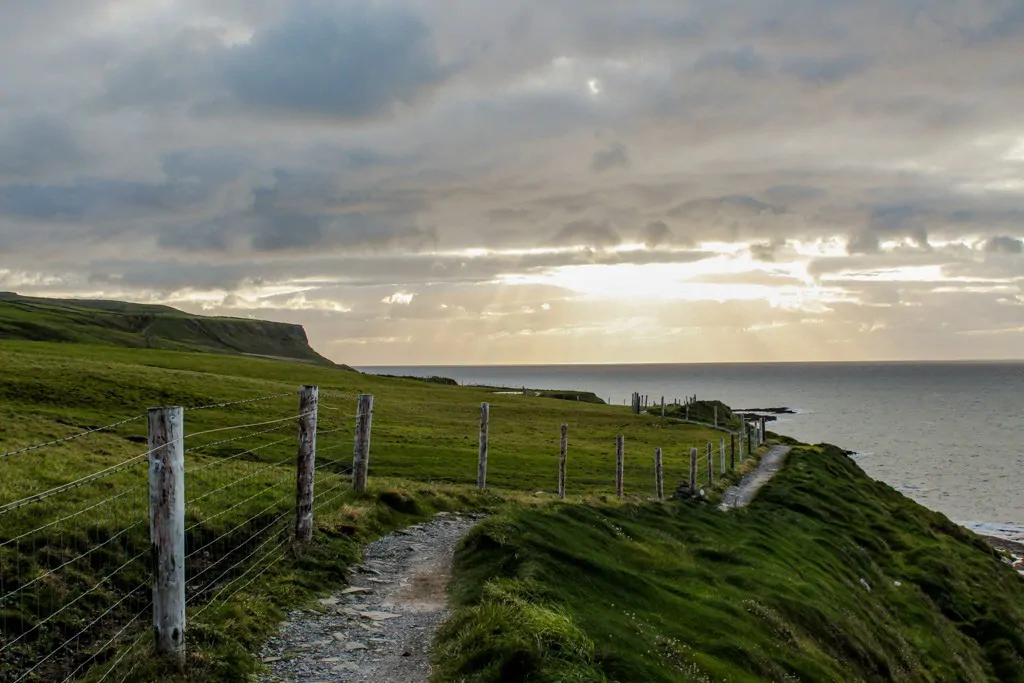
[[1, 383, 771, 682]]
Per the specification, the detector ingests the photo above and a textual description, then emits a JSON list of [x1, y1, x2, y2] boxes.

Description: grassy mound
[[434, 445, 1024, 682], [0, 292, 337, 365]]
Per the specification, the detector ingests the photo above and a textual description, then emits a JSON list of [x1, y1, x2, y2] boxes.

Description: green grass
[[0, 293, 336, 365], [433, 444, 1024, 682], [0, 339, 734, 682]]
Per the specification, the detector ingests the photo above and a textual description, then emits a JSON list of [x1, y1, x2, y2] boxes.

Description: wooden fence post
[[654, 448, 664, 500], [295, 385, 318, 542], [661, 396, 665, 417], [689, 447, 697, 493], [730, 433, 736, 469], [477, 402, 490, 489], [706, 442, 713, 486], [149, 406, 185, 667], [615, 435, 625, 499], [352, 394, 374, 493], [558, 424, 568, 499], [714, 406, 718, 428], [720, 438, 725, 474], [747, 423, 753, 456]]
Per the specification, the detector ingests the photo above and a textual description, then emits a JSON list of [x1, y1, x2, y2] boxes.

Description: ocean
[[358, 362, 1024, 543]]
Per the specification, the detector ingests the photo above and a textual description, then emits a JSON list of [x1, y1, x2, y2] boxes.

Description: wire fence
[[0, 386, 768, 682]]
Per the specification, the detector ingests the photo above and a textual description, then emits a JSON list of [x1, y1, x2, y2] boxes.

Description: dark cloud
[[985, 236, 1024, 255], [218, 3, 454, 120], [763, 185, 828, 204], [590, 142, 630, 172], [0, 117, 85, 180], [642, 220, 672, 248], [549, 220, 621, 249], [749, 240, 786, 262], [693, 46, 767, 75]]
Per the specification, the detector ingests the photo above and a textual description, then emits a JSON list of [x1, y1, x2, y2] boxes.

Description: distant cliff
[[0, 292, 343, 367]]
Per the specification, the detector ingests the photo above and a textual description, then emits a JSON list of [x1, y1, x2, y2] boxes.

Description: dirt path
[[258, 512, 483, 683], [720, 445, 791, 510]]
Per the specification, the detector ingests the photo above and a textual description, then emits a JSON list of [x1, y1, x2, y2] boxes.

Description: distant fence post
[[714, 406, 718, 428], [730, 433, 736, 469], [747, 423, 753, 456], [661, 396, 665, 417], [558, 424, 568, 499], [148, 406, 185, 668], [295, 385, 318, 542], [689, 447, 697, 493], [477, 402, 490, 489], [654, 448, 664, 500], [720, 438, 725, 473], [706, 442, 713, 486], [352, 394, 374, 493], [615, 436, 624, 499]]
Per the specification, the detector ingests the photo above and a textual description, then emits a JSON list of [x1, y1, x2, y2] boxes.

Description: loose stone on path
[[257, 513, 484, 683]]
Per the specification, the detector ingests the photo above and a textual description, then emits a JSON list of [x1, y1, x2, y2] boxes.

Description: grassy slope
[[0, 340, 727, 682], [435, 445, 1024, 682], [0, 293, 335, 365]]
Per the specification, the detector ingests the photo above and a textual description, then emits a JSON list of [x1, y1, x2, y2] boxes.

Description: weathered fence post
[[685, 405, 690, 421], [477, 402, 490, 489], [149, 406, 185, 667], [747, 423, 753, 456], [706, 442, 713, 486], [714, 406, 718, 428], [689, 447, 697, 493], [615, 435, 625, 499], [730, 433, 736, 469], [558, 423, 568, 499], [295, 385, 319, 542], [720, 438, 725, 474], [654, 447, 664, 500], [352, 394, 374, 493], [661, 396, 665, 417], [760, 417, 767, 445]]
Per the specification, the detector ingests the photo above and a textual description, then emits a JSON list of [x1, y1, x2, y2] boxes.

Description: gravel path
[[720, 445, 791, 510], [257, 512, 484, 683]]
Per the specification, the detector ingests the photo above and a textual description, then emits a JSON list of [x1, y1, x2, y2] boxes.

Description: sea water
[[359, 362, 1024, 543]]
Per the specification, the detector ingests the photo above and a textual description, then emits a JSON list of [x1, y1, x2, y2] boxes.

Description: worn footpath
[[720, 445, 791, 510], [258, 512, 484, 683]]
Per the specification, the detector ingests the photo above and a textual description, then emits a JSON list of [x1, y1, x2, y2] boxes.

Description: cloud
[[549, 220, 621, 249], [985, 235, 1023, 254], [590, 142, 630, 172], [642, 220, 672, 248], [217, 3, 454, 120], [2, 0, 1024, 362]]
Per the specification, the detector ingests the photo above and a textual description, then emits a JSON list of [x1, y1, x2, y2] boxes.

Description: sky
[[1, 0, 1022, 365]]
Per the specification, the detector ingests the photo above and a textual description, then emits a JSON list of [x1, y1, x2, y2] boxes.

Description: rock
[[894, 580, 902, 587], [318, 597, 340, 606], [262, 656, 284, 663], [342, 586, 373, 595], [320, 657, 342, 663], [367, 577, 389, 583], [332, 632, 347, 641], [333, 662, 361, 672], [359, 610, 402, 621], [345, 641, 369, 651], [859, 577, 871, 592]]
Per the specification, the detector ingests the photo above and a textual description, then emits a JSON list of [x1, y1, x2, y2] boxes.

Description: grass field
[[0, 339, 739, 682], [434, 444, 1024, 682]]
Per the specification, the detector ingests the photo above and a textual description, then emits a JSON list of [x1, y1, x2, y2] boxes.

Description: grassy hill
[[435, 445, 1024, 682], [1, 335, 1022, 682], [0, 292, 337, 366], [0, 339, 728, 682]]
